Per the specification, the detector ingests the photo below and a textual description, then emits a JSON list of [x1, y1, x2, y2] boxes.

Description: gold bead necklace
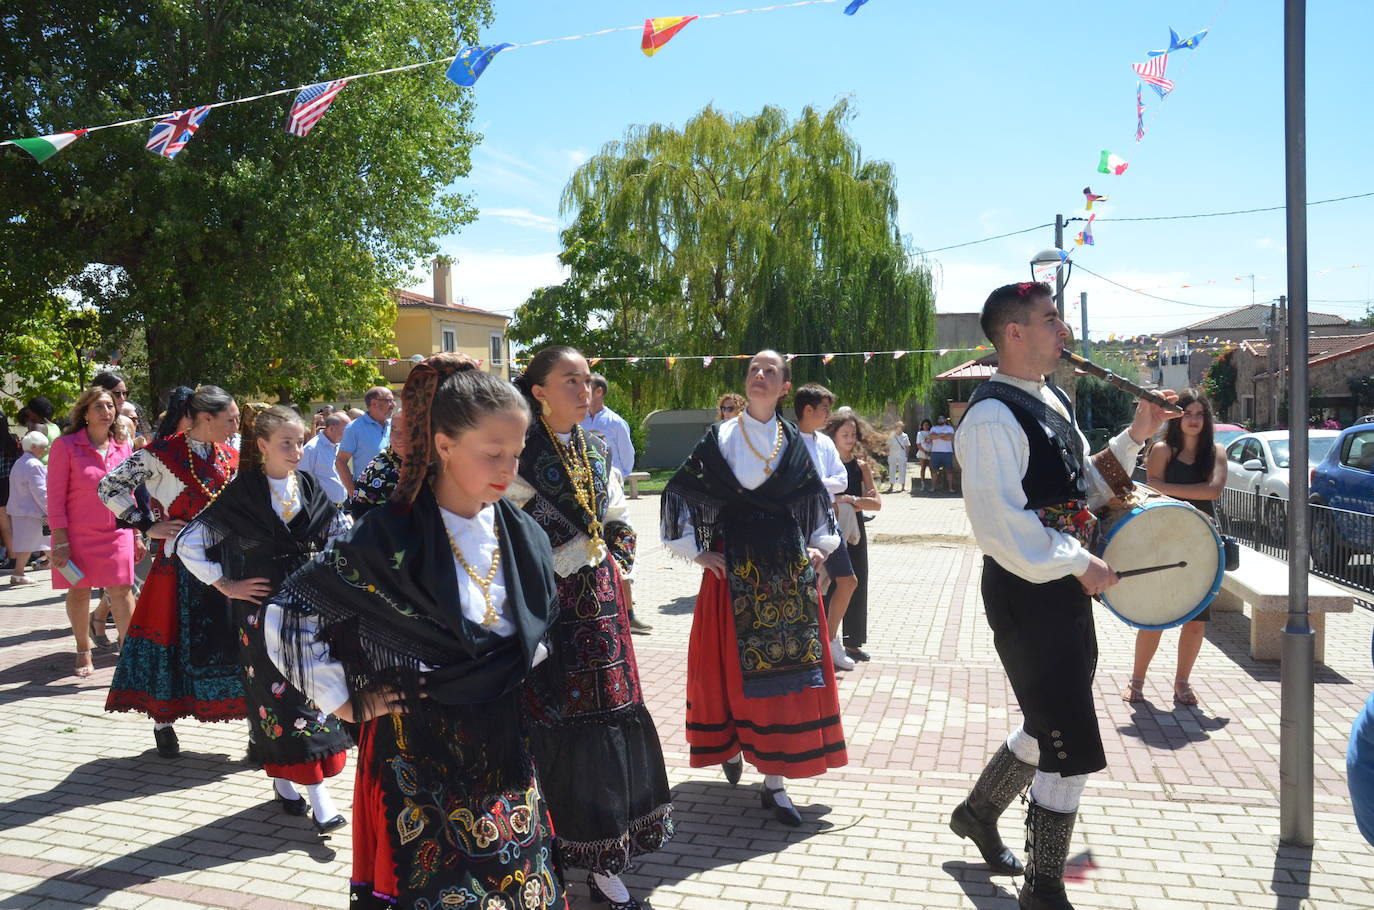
[[737, 413, 784, 474], [269, 471, 300, 521], [445, 520, 503, 629], [539, 416, 607, 563]]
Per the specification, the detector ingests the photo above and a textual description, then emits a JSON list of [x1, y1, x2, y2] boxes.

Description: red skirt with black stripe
[[685, 569, 848, 778]]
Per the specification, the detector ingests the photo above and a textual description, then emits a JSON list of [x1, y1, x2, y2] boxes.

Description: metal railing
[[1215, 486, 1374, 605]]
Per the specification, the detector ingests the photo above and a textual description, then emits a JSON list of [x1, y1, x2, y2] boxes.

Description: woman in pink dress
[[48, 387, 142, 677]]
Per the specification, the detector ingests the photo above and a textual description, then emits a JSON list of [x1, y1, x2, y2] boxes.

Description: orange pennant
[[641, 16, 698, 56]]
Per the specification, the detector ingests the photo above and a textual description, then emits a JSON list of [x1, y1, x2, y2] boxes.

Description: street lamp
[[1030, 248, 1072, 307]]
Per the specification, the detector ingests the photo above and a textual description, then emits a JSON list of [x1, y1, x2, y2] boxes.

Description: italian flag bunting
[[3, 130, 87, 163]]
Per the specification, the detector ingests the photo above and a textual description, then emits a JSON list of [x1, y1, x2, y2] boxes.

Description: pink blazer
[[47, 431, 133, 532]]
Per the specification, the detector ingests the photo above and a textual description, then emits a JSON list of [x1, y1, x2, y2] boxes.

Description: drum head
[[1098, 502, 1223, 630]]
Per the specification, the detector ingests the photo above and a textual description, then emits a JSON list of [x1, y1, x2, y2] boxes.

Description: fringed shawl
[[661, 419, 837, 697], [274, 487, 559, 788]]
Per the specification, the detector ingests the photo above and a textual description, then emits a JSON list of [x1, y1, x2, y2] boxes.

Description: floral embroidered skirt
[[234, 600, 351, 783], [349, 715, 566, 910], [524, 562, 674, 875], [106, 557, 246, 723], [685, 568, 848, 778]]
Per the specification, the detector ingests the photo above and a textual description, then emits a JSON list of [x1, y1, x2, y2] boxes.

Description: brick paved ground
[[1, 489, 1370, 908]]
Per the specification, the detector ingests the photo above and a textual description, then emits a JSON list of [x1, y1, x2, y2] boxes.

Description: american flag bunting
[[1131, 55, 1174, 99], [286, 80, 349, 137]]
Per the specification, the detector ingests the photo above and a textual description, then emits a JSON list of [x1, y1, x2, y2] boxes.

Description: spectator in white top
[[300, 413, 350, 505], [793, 383, 858, 671], [580, 374, 635, 480], [885, 421, 910, 493], [7, 432, 50, 585], [927, 414, 957, 492]]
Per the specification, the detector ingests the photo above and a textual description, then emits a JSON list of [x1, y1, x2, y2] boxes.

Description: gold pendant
[[763, 467, 772, 475], [587, 538, 608, 564]]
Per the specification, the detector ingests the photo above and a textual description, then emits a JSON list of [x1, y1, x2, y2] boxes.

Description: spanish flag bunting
[[665, 356, 677, 370], [822, 353, 835, 364], [344, 358, 355, 366], [270, 358, 283, 368], [641, 16, 697, 57], [588, 357, 603, 366], [734, 354, 749, 359], [702, 355, 714, 367]]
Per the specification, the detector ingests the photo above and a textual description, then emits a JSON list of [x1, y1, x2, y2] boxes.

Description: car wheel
[[1262, 497, 1287, 546], [1310, 509, 1345, 573]]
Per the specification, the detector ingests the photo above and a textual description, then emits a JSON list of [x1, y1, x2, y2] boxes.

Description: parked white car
[[1220, 430, 1340, 540]]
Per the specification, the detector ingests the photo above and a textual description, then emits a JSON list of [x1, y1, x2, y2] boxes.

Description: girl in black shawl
[[266, 356, 566, 910], [660, 350, 848, 827], [172, 405, 353, 833], [508, 347, 673, 910]]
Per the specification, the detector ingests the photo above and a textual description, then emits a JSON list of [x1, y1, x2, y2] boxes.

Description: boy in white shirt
[[793, 384, 858, 671]]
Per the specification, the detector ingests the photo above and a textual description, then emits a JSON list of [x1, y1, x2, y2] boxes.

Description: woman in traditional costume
[[661, 350, 848, 826], [266, 355, 566, 909], [171, 405, 352, 833], [99, 385, 245, 758], [509, 346, 673, 910]]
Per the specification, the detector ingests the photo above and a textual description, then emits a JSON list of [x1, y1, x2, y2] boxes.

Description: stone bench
[[625, 471, 651, 500], [1211, 543, 1354, 662]]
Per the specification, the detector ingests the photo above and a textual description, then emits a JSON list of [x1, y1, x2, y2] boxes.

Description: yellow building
[[382, 258, 511, 386]]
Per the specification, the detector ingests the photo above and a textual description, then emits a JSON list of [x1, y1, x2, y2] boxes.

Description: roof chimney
[[433, 256, 453, 308]]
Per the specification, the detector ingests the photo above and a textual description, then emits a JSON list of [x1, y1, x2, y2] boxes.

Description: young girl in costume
[[509, 346, 673, 910], [267, 355, 567, 909], [172, 405, 353, 833], [100, 386, 245, 758], [661, 350, 848, 826]]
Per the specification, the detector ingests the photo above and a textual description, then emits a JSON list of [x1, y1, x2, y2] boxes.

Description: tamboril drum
[[1093, 486, 1224, 630]]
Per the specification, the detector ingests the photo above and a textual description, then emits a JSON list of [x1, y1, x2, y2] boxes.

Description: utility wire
[[1073, 265, 1240, 310], [914, 223, 1053, 255]]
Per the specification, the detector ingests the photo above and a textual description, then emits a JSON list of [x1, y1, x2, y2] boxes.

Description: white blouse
[[504, 430, 636, 580], [954, 373, 1143, 583], [663, 411, 842, 561], [263, 501, 544, 716]]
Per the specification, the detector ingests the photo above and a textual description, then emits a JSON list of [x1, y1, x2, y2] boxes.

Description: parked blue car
[[1309, 421, 1374, 570]]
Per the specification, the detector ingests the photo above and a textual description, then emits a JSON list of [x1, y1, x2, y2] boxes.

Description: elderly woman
[[7, 432, 50, 585]]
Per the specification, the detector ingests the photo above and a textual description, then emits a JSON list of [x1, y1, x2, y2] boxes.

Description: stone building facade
[[1231, 333, 1374, 427]]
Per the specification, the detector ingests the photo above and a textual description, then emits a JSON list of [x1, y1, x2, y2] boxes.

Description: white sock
[[592, 872, 631, 903], [763, 774, 794, 810], [153, 722, 173, 731], [305, 781, 338, 821], [1006, 725, 1040, 765], [725, 751, 743, 766], [1029, 770, 1088, 813], [273, 778, 302, 801]]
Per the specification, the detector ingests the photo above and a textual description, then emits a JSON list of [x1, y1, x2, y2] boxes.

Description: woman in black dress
[[1125, 389, 1227, 706], [821, 412, 884, 662], [172, 405, 353, 831]]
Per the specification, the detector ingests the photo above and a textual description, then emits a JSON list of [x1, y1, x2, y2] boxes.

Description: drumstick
[[1115, 561, 1187, 578]]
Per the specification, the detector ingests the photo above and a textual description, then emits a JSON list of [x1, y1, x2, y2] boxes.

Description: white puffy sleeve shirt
[[955, 374, 1143, 583], [663, 412, 842, 561]]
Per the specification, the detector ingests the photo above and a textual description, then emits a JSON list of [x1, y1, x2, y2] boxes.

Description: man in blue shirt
[[580, 374, 635, 479], [300, 413, 349, 504], [335, 386, 394, 497]]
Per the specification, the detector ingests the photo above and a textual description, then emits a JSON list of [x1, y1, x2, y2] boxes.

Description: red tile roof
[[393, 288, 509, 320], [933, 354, 999, 381], [1245, 332, 1374, 373]]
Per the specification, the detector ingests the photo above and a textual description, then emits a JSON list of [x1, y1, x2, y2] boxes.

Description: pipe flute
[[1058, 349, 1183, 414]]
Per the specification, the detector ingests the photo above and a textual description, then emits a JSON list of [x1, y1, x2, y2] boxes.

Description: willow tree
[[556, 99, 935, 410]]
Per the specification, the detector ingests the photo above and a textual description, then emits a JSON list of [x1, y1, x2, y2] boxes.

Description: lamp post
[[1030, 247, 1072, 316]]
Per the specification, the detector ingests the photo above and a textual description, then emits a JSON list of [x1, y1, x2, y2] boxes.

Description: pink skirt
[[53, 525, 136, 589]]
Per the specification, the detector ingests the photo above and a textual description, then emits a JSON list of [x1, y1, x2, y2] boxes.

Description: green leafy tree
[[551, 100, 934, 410], [1200, 347, 1239, 419], [0, 294, 103, 415], [1, 0, 492, 404]]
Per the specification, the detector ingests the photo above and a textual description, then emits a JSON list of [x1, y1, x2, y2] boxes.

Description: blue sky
[[409, 0, 1374, 344]]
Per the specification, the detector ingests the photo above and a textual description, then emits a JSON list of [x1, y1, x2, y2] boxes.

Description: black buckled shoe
[[1017, 800, 1078, 909], [949, 744, 1037, 876], [760, 784, 802, 827], [312, 813, 347, 835], [586, 874, 641, 909], [153, 725, 180, 758], [275, 791, 309, 817]]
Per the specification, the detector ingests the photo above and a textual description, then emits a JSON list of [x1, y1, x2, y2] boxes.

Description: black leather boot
[[949, 744, 1036, 875], [1017, 799, 1078, 909]]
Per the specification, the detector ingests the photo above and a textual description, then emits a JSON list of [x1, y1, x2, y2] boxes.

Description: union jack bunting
[[145, 106, 212, 158], [1131, 54, 1174, 99], [286, 79, 349, 137]]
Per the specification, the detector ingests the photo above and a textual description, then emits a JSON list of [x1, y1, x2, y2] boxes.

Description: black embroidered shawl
[[518, 423, 636, 573], [274, 487, 559, 788], [661, 418, 837, 698]]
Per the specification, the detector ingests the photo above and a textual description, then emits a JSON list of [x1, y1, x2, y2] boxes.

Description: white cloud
[[482, 207, 561, 232], [407, 248, 568, 316], [565, 148, 590, 168]]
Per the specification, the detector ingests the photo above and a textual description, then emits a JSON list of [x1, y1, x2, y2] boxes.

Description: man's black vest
[[966, 379, 1088, 509]]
